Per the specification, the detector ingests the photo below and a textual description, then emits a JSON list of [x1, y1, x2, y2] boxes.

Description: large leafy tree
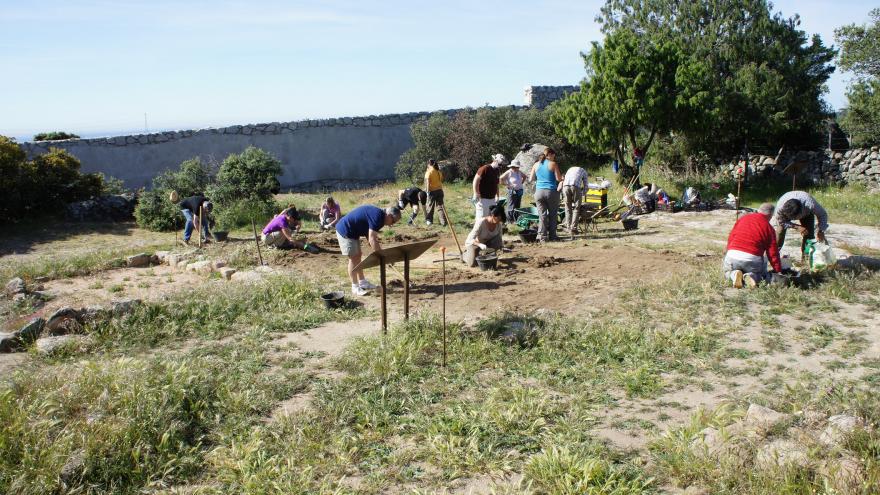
[[550, 29, 685, 178], [836, 8, 880, 146], [571, 0, 836, 159]]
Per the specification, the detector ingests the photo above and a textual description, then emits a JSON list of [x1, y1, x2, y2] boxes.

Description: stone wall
[[17, 85, 581, 190], [524, 85, 579, 109], [723, 147, 880, 189]]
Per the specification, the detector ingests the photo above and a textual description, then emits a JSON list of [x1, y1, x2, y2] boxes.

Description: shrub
[[134, 158, 214, 231], [32, 131, 80, 141], [98, 173, 128, 195], [213, 198, 278, 232], [208, 147, 281, 205], [395, 107, 596, 184]]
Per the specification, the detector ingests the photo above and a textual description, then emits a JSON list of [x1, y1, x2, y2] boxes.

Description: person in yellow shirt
[[423, 159, 446, 226]]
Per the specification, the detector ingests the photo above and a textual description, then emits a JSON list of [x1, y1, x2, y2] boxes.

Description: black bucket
[[622, 219, 639, 231], [213, 231, 229, 242], [519, 229, 538, 243], [476, 253, 498, 271], [320, 291, 345, 309]]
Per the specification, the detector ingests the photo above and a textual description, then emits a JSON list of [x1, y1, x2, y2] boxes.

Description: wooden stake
[[439, 205, 463, 258], [198, 205, 203, 249], [251, 217, 264, 266], [441, 246, 447, 368], [735, 176, 743, 221], [403, 253, 410, 321], [380, 256, 387, 334]]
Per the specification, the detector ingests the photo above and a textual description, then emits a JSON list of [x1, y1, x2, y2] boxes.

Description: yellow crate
[[585, 188, 607, 209]]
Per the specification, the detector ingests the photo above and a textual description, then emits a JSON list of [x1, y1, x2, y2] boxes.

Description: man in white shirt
[[562, 166, 589, 234]]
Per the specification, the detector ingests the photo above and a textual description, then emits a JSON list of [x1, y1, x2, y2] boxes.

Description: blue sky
[[0, 0, 875, 142]]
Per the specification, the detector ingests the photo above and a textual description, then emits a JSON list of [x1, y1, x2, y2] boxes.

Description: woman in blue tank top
[[529, 148, 564, 241]]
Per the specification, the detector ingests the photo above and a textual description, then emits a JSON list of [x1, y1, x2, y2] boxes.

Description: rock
[[34, 276, 48, 283], [254, 265, 274, 273], [819, 414, 865, 447], [111, 299, 142, 316], [81, 306, 108, 323], [18, 318, 45, 343], [176, 260, 188, 269], [35, 335, 94, 356], [186, 260, 213, 272], [820, 457, 865, 495], [126, 253, 152, 268], [59, 449, 86, 484], [212, 260, 227, 270], [690, 427, 724, 456], [5, 277, 26, 297], [230, 271, 264, 283], [46, 307, 82, 335], [755, 439, 810, 469], [745, 404, 786, 431], [66, 194, 136, 222], [12, 293, 27, 304], [218, 267, 237, 280], [682, 487, 710, 495], [165, 254, 180, 266], [0, 332, 22, 353]]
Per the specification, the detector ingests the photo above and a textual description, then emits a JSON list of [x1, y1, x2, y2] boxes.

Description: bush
[[395, 107, 596, 184], [32, 131, 80, 141], [0, 138, 104, 223], [134, 158, 214, 231], [213, 198, 278, 232], [98, 173, 128, 195], [209, 147, 281, 205]]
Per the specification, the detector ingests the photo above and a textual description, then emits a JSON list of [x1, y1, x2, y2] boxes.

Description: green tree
[[550, 29, 684, 179], [836, 8, 880, 145], [33, 131, 80, 141], [593, 0, 836, 156], [134, 158, 214, 231], [208, 147, 282, 229]]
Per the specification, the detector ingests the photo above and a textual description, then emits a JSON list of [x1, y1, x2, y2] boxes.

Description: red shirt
[[726, 213, 782, 272]]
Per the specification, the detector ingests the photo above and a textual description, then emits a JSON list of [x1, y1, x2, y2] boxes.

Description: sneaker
[[732, 270, 744, 288], [744, 273, 758, 288], [351, 284, 369, 296], [359, 279, 378, 290]]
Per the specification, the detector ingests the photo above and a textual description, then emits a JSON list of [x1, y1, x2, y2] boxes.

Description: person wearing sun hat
[[472, 153, 506, 222], [499, 159, 527, 223]]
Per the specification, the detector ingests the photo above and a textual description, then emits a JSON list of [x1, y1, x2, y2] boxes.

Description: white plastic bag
[[806, 240, 837, 270]]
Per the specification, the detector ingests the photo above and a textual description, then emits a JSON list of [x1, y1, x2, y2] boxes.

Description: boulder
[[81, 306, 108, 323], [18, 318, 45, 343], [66, 194, 136, 222], [819, 414, 865, 447], [35, 335, 94, 356], [5, 277, 26, 297], [820, 457, 865, 495], [46, 307, 82, 335], [0, 332, 22, 353], [230, 271, 264, 283], [755, 439, 810, 470], [186, 260, 213, 272], [218, 267, 237, 280], [212, 260, 227, 270], [59, 449, 86, 484], [111, 299, 142, 316], [154, 251, 170, 263], [165, 254, 180, 266], [745, 404, 787, 431], [126, 253, 152, 268]]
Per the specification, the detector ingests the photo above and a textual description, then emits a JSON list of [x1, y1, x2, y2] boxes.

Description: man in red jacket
[[723, 203, 783, 288]]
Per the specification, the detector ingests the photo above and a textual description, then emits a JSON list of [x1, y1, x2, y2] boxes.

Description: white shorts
[[336, 232, 361, 256]]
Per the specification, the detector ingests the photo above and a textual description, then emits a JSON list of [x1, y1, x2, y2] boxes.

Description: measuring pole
[[379, 256, 387, 334], [403, 253, 410, 321], [251, 217, 264, 266], [439, 205, 463, 258]]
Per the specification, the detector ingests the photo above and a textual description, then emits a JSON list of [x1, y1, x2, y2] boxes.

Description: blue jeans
[[181, 209, 209, 241], [506, 189, 523, 223]]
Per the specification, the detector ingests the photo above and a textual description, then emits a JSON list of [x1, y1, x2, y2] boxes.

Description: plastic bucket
[[622, 219, 639, 231], [476, 253, 498, 271], [213, 231, 229, 242], [519, 229, 538, 243]]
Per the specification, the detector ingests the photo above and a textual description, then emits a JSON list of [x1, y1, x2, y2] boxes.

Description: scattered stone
[[176, 260, 188, 269], [186, 260, 213, 272], [35, 335, 94, 356], [111, 299, 142, 316], [219, 267, 237, 280], [59, 449, 86, 484], [690, 427, 724, 457], [81, 306, 108, 323], [529, 256, 557, 268], [212, 259, 227, 270], [12, 293, 27, 304], [255, 265, 274, 273], [5, 277, 26, 297], [819, 414, 865, 447], [18, 318, 45, 343], [0, 332, 22, 353], [126, 253, 152, 268], [46, 307, 82, 335], [755, 439, 810, 470], [34, 276, 48, 283], [820, 457, 865, 495], [166, 254, 180, 266], [745, 404, 787, 431]]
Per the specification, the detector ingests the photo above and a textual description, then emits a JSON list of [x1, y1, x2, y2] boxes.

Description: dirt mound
[[530, 256, 558, 268]]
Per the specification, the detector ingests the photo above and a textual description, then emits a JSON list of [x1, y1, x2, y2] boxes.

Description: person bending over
[[320, 197, 342, 230], [398, 187, 427, 225], [723, 203, 782, 288], [262, 207, 305, 249], [336, 205, 401, 296], [463, 204, 506, 267]]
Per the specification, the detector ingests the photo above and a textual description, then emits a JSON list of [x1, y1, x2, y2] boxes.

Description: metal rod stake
[[403, 253, 410, 321], [380, 256, 387, 334]]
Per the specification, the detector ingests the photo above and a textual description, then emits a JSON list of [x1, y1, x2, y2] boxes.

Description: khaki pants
[[426, 189, 445, 225], [263, 231, 290, 249], [563, 186, 583, 232]]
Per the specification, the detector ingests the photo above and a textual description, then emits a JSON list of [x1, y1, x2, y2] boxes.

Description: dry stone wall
[[724, 147, 880, 189], [16, 85, 578, 190]]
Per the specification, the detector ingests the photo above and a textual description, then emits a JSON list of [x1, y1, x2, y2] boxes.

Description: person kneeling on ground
[[723, 203, 782, 288], [772, 191, 829, 257], [179, 195, 214, 245], [463, 204, 506, 267], [320, 196, 342, 230], [262, 207, 305, 250], [336, 205, 402, 296], [398, 187, 427, 225]]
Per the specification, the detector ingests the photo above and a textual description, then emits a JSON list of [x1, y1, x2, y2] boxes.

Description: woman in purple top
[[261, 207, 304, 250]]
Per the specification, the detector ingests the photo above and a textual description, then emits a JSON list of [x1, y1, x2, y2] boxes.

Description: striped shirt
[[773, 191, 829, 232]]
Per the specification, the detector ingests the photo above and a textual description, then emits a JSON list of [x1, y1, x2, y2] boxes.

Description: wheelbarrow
[[514, 206, 565, 230]]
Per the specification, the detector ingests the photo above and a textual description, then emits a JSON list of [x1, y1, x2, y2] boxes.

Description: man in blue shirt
[[336, 205, 402, 296]]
